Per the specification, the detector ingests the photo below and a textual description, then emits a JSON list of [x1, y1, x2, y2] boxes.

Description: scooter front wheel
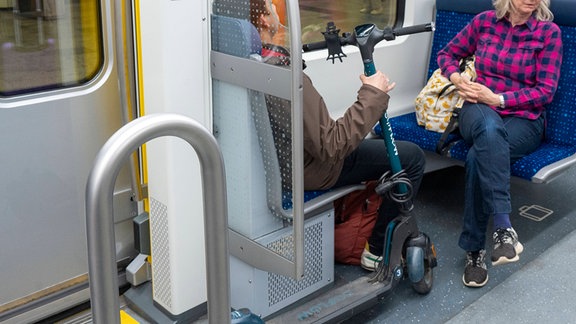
[[411, 262, 433, 295], [406, 246, 434, 295]]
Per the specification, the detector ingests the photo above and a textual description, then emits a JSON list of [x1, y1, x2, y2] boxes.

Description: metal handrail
[[286, 0, 305, 281], [85, 113, 230, 324]]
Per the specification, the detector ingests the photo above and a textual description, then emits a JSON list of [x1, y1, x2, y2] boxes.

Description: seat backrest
[[212, 0, 250, 21], [427, 0, 492, 77], [426, 10, 475, 78], [544, 22, 576, 146], [211, 15, 262, 58]]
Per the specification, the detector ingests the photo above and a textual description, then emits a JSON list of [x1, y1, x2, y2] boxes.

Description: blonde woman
[[437, 0, 563, 288]]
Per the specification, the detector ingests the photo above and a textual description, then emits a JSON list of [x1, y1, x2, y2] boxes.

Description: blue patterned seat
[[380, 0, 576, 183]]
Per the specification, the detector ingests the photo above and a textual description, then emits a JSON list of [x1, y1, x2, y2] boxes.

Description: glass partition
[[211, 0, 296, 237]]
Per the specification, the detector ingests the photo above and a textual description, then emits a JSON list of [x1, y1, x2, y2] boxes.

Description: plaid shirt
[[438, 10, 563, 119]]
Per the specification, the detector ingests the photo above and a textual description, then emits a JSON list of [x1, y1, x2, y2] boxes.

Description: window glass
[[0, 0, 102, 97], [299, 0, 397, 44]]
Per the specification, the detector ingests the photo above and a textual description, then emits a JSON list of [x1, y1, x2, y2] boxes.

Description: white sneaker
[[360, 243, 383, 271]]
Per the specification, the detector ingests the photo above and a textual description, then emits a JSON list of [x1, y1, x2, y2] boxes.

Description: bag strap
[[459, 56, 473, 71], [437, 82, 455, 98], [432, 82, 457, 112], [435, 108, 461, 155], [434, 57, 473, 155]]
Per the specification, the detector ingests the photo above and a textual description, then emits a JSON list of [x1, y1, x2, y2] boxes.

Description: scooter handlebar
[[302, 41, 327, 52], [302, 22, 434, 52], [392, 22, 435, 37]]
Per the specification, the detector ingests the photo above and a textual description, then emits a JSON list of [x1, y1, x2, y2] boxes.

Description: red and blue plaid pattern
[[437, 10, 563, 120]]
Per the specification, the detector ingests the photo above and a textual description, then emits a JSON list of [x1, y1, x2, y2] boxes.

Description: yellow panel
[[120, 310, 140, 324], [79, 0, 102, 79]]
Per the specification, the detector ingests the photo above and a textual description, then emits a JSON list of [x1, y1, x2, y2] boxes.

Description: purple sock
[[493, 213, 512, 230]]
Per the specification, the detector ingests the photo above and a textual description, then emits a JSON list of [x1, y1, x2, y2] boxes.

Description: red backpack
[[333, 181, 382, 265]]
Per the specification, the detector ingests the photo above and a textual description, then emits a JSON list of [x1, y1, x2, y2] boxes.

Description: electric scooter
[[303, 21, 437, 294]]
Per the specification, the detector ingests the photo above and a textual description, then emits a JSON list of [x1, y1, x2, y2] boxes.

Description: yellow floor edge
[[120, 310, 140, 324]]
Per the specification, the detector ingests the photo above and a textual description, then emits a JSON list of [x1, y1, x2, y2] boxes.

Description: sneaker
[[361, 243, 382, 271], [463, 250, 488, 287], [491, 227, 524, 266]]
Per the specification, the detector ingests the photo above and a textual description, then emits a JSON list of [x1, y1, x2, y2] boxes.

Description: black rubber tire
[[411, 264, 433, 295]]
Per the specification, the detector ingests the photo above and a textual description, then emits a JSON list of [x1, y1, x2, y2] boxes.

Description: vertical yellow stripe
[[79, 0, 101, 78], [118, 0, 146, 204], [120, 0, 133, 119], [132, 0, 149, 212]]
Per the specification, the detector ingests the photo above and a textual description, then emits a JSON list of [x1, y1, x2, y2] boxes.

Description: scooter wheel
[[411, 263, 433, 295], [406, 246, 433, 294]]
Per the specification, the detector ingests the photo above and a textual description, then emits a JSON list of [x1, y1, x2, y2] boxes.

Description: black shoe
[[463, 249, 488, 288], [491, 227, 524, 266]]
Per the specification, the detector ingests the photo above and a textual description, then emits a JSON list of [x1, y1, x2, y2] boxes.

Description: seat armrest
[[303, 184, 367, 217]]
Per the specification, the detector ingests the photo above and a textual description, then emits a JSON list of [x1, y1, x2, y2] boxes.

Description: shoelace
[[494, 228, 513, 245], [467, 251, 485, 267]]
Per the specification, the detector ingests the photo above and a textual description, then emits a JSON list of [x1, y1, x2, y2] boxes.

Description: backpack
[[334, 181, 382, 265], [414, 56, 476, 133]]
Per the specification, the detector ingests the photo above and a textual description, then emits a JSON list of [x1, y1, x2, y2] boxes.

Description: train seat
[[381, 0, 576, 183]]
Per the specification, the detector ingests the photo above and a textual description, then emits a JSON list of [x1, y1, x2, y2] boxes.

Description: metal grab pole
[[285, 0, 306, 280], [85, 113, 230, 324]]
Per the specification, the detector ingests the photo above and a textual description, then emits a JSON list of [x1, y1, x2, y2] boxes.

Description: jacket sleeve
[[302, 74, 390, 164]]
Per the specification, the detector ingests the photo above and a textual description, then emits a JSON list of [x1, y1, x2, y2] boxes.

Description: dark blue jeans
[[332, 138, 426, 255], [457, 103, 544, 252]]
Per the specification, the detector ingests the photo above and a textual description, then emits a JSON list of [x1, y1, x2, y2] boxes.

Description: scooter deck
[[265, 271, 392, 323]]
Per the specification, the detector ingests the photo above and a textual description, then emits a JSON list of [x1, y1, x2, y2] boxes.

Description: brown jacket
[[302, 74, 390, 190], [261, 47, 390, 190]]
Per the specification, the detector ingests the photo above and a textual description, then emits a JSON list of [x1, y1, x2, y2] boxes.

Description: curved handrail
[[85, 113, 230, 324]]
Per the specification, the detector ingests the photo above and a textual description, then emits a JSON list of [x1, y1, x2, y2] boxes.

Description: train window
[[298, 0, 398, 44], [0, 1, 102, 97], [213, 0, 398, 48]]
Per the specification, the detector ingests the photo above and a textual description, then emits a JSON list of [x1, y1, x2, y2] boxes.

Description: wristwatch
[[499, 95, 505, 108]]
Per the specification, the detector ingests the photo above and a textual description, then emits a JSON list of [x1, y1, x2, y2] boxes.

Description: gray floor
[[340, 164, 576, 323], [447, 230, 576, 324]]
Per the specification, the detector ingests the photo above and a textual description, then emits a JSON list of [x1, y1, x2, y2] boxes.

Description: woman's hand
[[360, 70, 396, 93], [451, 72, 500, 107]]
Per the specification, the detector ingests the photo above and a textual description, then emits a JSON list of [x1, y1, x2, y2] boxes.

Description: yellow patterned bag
[[415, 56, 476, 133]]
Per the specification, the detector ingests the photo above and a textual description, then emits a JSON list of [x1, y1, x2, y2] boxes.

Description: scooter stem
[[354, 25, 408, 195]]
